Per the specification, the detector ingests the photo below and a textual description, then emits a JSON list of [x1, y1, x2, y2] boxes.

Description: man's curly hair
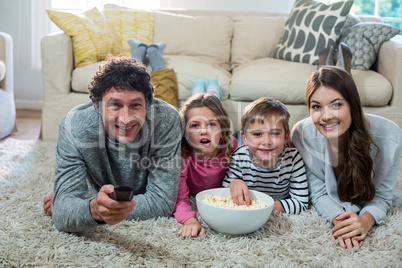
[[88, 56, 154, 106]]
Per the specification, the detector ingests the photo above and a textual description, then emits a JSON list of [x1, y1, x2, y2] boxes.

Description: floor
[[0, 110, 42, 143]]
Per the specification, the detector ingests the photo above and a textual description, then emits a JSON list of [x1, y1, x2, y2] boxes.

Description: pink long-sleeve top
[[173, 137, 238, 223]]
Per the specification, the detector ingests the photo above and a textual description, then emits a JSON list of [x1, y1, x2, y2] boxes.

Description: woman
[[291, 66, 402, 250]]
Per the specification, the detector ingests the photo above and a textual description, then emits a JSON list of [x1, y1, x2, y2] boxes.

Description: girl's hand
[[178, 217, 206, 238], [331, 210, 375, 250], [228, 179, 251, 206]]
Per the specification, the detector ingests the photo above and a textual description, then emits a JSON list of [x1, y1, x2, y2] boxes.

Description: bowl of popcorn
[[196, 188, 274, 235]]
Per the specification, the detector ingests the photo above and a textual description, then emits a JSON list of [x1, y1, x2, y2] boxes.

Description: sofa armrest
[[376, 35, 402, 107], [0, 32, 13, 94], [41, 32, 73, 101]]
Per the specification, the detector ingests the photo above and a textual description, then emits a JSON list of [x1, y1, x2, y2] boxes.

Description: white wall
[[0, 0, 295, 110], [0, 0, 44, 110]]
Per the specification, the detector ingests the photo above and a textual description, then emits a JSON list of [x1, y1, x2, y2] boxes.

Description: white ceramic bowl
[[196, 188, 274, 235]]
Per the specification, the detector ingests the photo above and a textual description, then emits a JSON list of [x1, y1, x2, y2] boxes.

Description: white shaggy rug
[[0, 138, 401, 267]]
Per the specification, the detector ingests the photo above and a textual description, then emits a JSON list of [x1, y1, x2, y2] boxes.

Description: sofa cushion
[[71, 62, 100, 93], [103, 9, 155, 56], [352, 70, 393, 106], [340, 22, 401, 70], [230, 58, 392, 106], [231, 58, 316, 104], [46, 8, 115, 68], [164, 55, 231, 101], [153, 12, 233, 72], [71, 56, 231, 101], [272, 0, 353, 65], [231, 16, 287, 70]]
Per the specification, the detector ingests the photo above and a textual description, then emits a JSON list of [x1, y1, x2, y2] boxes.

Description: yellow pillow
[[103, 10, 155, 56], [84, 7, 122, 56], [46, 8, 115, 67]]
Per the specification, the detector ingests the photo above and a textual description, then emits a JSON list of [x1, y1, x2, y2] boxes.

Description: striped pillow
[[47, 8, 115, 67], [103, 10, 155, 56], [85, 7, 122, 56]]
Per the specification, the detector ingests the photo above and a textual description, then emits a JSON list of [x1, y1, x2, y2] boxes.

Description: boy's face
[[97, 87, 147, 144], [241, 117, 289, 169]]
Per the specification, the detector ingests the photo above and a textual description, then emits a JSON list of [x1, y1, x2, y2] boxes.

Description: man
[[44, 56, 181, 232]]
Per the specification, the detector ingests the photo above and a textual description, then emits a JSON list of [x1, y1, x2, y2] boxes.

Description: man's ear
[[93, 102, 100, 114]]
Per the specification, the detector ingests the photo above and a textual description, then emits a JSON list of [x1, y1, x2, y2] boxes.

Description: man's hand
[[43, 194, 54, 216], [228, 179, 251, 206], [89, 185, 136, 225], [177, 217, 206, 238]]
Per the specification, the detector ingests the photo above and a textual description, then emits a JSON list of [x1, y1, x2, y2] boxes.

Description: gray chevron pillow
[[272, 0, 353, 65], [340, 22, 401, 70]]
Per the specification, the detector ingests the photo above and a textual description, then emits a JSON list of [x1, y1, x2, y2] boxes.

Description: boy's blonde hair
[[241, 97, 290, 134], [180, 93, 233, 160]]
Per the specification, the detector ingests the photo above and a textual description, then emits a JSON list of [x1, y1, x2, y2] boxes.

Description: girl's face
[[309, 85, 352, 141], [186, 106, 223, 159]]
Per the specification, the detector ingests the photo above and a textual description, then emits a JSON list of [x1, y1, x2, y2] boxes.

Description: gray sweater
[[291, 114, 402, 225], [52, 99, 181, 232]]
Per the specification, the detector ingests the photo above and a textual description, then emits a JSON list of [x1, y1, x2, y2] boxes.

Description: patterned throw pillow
[[342, 14, 362, 30], [103, 10, 155, 56], [272, 0, 353, 65], [84, 7, 122, 56], [340, 22, 401, 70], [47, 8, 116, 67]]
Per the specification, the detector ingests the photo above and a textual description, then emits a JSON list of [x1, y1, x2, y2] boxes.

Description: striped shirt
[[222, 146, 308, 214]]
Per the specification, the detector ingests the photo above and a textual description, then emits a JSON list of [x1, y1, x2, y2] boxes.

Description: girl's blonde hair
[[180, 93, 233, 160]]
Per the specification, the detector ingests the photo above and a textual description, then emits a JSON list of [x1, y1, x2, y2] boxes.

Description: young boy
[[222, 97, 308, 214]]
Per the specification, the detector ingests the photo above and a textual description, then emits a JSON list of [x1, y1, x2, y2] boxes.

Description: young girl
[[291, 66, 402, 250], [174, 93, 238, 237]]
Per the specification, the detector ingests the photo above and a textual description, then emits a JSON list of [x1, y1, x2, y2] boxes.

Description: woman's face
[[309, 85, 352, 141]]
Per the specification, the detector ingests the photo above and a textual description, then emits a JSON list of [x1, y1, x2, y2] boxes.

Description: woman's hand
[[228, 179, 251, 206], [178, 217, 206, 238], [331, 210, 375, 250]]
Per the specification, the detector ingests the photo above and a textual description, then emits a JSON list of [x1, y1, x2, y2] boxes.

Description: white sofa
[[0, 32, 16, 140], [41, 9, 402, 141]]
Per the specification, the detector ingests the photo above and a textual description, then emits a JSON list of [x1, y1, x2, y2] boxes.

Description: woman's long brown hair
[[179, 93, 233, 161], [306, 66, 377, 206]]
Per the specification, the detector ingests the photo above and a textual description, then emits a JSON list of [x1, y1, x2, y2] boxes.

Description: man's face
[[98, 87, 147, 144]]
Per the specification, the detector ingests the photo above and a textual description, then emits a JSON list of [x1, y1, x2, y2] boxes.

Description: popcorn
[[202, 194, 268, 209]]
